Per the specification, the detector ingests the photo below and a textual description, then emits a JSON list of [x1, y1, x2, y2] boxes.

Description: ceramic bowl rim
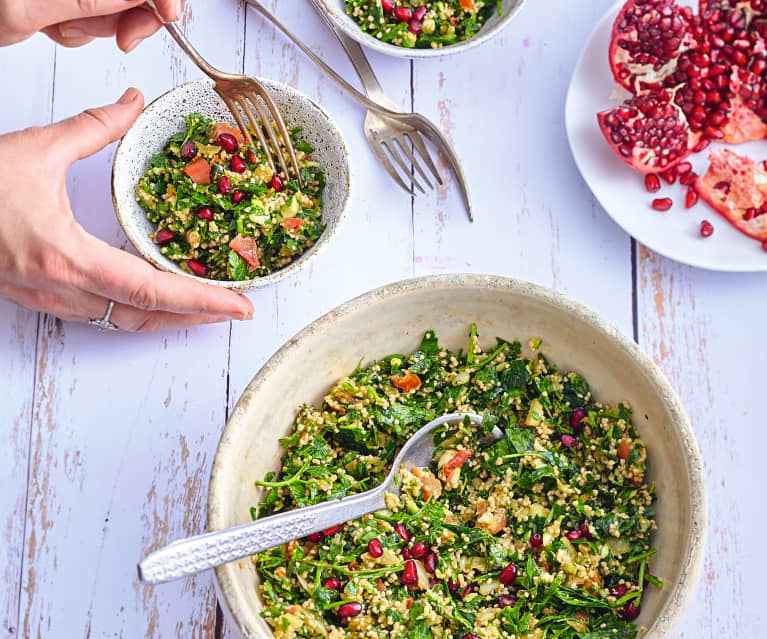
[[111, 77, 352, 291], [207, 273, 706, 638], [313, 0, 528, 59]]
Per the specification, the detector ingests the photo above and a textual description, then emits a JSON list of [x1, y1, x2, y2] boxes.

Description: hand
[[0, 0, 180, 51], [0, 88, 254, 332]]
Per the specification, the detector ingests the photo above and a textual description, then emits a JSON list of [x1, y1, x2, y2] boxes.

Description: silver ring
[[88, 300, 119, 332]]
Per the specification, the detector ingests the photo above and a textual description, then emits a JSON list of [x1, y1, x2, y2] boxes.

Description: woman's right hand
[[0, 88, 255, 332], [0, 0, 180, 51]]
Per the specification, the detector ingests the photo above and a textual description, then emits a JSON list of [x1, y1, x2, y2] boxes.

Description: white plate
[[565, 0, 767, 272]]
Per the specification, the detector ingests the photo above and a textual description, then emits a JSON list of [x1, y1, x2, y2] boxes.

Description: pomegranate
[[381, 0, 394, 12], [323, 525, 341, 536], [651, 197, 674, 210], [566, 530, 582, 541], [338, 602, 362, 618], [498, 595, 516, 608], [323, 577, 342, 591], [271, 174, 284, 192], [645, 173, 662, 192], [187, 259, 208, 277], [424, 552, 437, 574], [154, 229, 174, 245], [530, 532, 543, 547], [622, 601, 641, 620], [368, 538, 383, 558], [197, 206, 213, 220], [232, 191, 246, 204], [218, 133, 239, 153], [408, 19, 423, 34], [499, 562, 518, 585], [686, 187, 699, 207], [580, 520, 594, 540], [307, 532, 322, 543], [410, 541, 427, 559], [394, 7, 412, 22], [570, 406, 586, 431], [218, 176, 232, 194], [610, 583, 629, 598], [695, 148, 767, 239], [180, 141, 196, 160], [680, 170, 699, 185], [414, 6, 427, 21], [561, 434, 579, 448], [231, 155, 246, 173], [394, 524, 410, 542], [597, 91, 699, 173], [701, 219, 715, 235], [401, 560, 418, 585], [662, 168, 677, 184], [447, 578, 460, 595]]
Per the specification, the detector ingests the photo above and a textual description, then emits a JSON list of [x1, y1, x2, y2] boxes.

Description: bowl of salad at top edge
[[313, 0, 528, 58], [207, 274, 706, 639], [112, 78, 352, 291]]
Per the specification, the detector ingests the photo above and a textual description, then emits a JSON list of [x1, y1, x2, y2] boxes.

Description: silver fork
[[246, 0, 473, 221], [147, 2, 302, 187]]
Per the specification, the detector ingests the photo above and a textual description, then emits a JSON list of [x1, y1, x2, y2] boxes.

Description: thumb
[[49, 88, 144, 163]]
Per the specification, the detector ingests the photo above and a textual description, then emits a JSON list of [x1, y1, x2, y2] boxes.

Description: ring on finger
[[88, 299, 120, 332]]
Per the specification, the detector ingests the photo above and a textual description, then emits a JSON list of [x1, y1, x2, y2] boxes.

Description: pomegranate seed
[[610, 584, 628, 598], [232, 191, 246, 204], [622, 602, 641, 621], [394, 524, 410, 542], [714, 181, 730, 193], [246, 148, 257, 164], [338, 602, 362, 618], [218, 176, 232, 194], [561, 434, 579, 448], [197, 206, 213, 220], [401, 560, 418, 585], [661, 168, 677, 185], [231, 155, 246, 173], [180, 141, 196, 160], [271, 174, 284, 192], [745, 207, 757, 221], [447, 578, 460, 595], [393, 7, 412, 22], [381, 0, 394, 12], [154, 229, 174, 245], [408, 19, 422, 34], [700, 220, 714, 237], [679, 171, 697, 186], [323, 577, 342, 590], [424, 553, 437, 574], [368, 538, 383, 558], [307, 532, 322, 542], [570, 407, 586, 432], [402, 547, 411, 560], [323, 525, 341, 536], [651, 197, 673, 211], [413, 6, 427, 20], [644, 173, 661, 193], [530, 533, 543, 548], [566, 530, 582, 541], [187, 259, 208, 277], [685, 188, 698, 208], [693, 138, 711, 153], [676, 161, 692, 174], [499, 562, 519, 585], [580, 520, 594, 540], [459, 585, 474, 599], [218, 133, 238, 153], [410, 541, 428, 559], [498, 595, 516, 609]]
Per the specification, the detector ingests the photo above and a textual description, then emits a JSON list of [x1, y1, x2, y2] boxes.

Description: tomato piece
[[442, 449, 472, 483], [391, 373, 421, 392], [181, 157, 211, 185], [617, 439, 632, 461], [459, 0, 474, 9], [229, 234, 260, 271], [213, 123, 245, 145], [281, 217, 305, 232]]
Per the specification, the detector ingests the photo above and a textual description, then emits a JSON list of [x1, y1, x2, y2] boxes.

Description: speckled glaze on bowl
[[208, 274, 706, 639], [112, 78, 351, 291], [315, 0, 527, 58]]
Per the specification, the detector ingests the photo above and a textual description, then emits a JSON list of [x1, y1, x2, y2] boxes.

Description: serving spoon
[[138, 412, 501, 584]]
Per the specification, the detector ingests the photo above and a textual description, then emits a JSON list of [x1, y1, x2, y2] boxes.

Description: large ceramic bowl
[[314, 0, 527, 59], [208, 274, 706, 638], [112, 78, 352, 291]]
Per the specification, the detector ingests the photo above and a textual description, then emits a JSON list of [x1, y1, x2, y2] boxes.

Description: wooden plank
[[0, 33, 55, 639], [15, 2, 243, 636], [637, 247, 766, 638]]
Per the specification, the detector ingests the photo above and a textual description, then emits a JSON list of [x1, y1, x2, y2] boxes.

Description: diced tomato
[[281, 217, 305, 232], [575, 612, 589, 622], [617, 439, 632, 461], [459, 0, 474, 9], [213, 123, 245, 144], [181, 157, 211, 185], [229, 234, 260, 272], [442, 449, 472, 483], [391, 373, 421, 392]]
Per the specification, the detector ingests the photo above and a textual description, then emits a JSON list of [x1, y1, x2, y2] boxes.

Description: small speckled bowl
[[112, 78, 352, 291], [314, 0, 527, 58], [208, 274, 706, 639]]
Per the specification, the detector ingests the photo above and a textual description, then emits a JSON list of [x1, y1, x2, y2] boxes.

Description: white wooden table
[[1, 1, 764, 636]]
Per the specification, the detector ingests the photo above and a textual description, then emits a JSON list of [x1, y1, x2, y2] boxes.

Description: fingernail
[[124, 37, 144, 53], [59, 25, 86, 38], [117, 88, 141, 105]]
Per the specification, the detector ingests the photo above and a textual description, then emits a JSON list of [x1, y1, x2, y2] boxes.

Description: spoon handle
[[138, 488, 385, 584]]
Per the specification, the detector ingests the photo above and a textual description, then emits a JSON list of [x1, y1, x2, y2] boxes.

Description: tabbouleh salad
[[136, 113, 326, 281], [344, 1, 500, 49], [253, 327, 660, 639]]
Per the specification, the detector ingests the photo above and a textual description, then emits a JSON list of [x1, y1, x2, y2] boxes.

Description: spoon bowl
[[138, 412, 498, 584]]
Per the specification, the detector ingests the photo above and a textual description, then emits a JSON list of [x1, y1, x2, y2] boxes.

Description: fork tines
[[373, 129, 443, 196]]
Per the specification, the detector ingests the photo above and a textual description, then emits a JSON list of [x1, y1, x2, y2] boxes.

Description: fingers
[[74, 233, 254, 320], [115, 5, 163, 52], [47, 88, 144, 163], [56, 0, 180, 23]]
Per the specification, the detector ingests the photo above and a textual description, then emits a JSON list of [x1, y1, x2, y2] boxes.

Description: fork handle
[[138, 487, 385, 584], [144, 1, 220, 80]]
